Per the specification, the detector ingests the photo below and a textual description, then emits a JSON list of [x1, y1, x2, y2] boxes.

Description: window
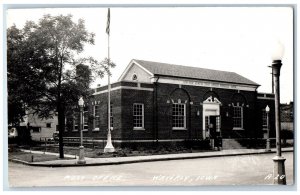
[[110, 104, 113, 130], [132, 74, 138, 81], [71, 109, 87, 131], [66, 117, 73, 131], [73, 114, 79, 131], [233, 106, 243, 129], [83, 107, 89, 131], [205, 116, 221, 132], [93, 105, 100, 131], [46, 123, 51, 128], [133, 103, 144, 129], [262, 110, 268, 128], [205, 116, 209, 131], [216, 116, 221, 132], [31, 127, 41, 133], [172, 103, 186, 129]]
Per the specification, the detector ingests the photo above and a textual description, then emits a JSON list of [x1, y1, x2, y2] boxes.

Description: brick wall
[[121, 88, 154, 140], [64, 81, 275, 142], [64, 88, 122, 140], [155, 82, 261, 139]]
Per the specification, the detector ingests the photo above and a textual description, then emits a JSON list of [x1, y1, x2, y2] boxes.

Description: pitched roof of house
[[133, 59, 259, 86]]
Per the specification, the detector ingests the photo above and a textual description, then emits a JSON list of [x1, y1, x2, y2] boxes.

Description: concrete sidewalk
[[10, 147, 293, 167]]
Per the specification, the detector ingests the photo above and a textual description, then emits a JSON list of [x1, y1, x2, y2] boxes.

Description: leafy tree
[[7, 14, 115, 158]]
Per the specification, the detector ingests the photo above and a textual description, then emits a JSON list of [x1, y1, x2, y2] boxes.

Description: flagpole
[[104, 8, 115, 153]]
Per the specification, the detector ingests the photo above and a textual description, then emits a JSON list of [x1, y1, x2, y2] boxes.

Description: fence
[[62, 137, 108, 149]]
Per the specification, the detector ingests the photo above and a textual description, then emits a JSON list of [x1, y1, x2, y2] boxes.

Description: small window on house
[[31, 127, 41, 133], [46, 123, 51, 128], [233, 105, 243, 129], [172, 103, 186, 129], [133, 103, 144, 129]]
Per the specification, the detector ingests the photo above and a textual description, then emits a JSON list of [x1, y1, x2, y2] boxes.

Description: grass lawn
[[8, 148, 74, 163], [19, 145, 214, 158]]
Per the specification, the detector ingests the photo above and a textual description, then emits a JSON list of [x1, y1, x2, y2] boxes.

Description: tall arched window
[[231, 93, 247, 130], [233, 103, 243, 129], [172, 101, 186, 129], [169, 88, 190, 130]]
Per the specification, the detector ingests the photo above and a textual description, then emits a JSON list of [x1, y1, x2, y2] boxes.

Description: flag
[[106, 8, 110, 35]]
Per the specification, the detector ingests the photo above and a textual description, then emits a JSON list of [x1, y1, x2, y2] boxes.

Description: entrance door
[[208, 115, 221, 139], [202, 96, 221, 139], [204, 110, 217, 138], [209, 116, 217, 139]]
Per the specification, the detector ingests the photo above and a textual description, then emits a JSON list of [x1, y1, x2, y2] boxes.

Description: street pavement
[[8, 151, 294, 187]]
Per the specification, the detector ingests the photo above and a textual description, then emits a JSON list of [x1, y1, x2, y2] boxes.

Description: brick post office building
[[64, 59, 275, 148]]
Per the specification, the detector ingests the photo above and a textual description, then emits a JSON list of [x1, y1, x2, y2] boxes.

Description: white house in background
[[20, 111, 59, 141]]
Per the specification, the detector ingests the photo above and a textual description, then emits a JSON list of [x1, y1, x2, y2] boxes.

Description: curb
[[9, 149, 294, 168], [9, 158, 32, 166]]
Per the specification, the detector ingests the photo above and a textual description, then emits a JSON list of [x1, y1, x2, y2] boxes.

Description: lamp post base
[[77, 146, 86, 165], [104, 142, 115, 153], [104, 146, 115, 153], [104, 130, 115, 153], [272, 156, 286, 185]]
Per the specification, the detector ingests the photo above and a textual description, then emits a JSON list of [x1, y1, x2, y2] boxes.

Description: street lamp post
[[271, 41, 286, 185], [77, 97, 86, 164], [265, 105, 271, 152]]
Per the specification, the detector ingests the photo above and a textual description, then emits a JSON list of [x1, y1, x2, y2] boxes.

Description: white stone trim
[[202, 97, 221, 139], [92, 128, 100, 131], [93, 86, 154, 95], [133, 127, 145, 131], [203, 96, 222, 105], [118, 59, 154, 81], [156, 77, 258, 91], [232, 128, 245, 131], [172, 128, 187, 131], [111, 139, 186, 143], [257, 96, 275, 100]]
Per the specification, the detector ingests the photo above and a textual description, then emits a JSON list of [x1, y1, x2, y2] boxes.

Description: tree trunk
[[57, 103, 65, 158], [57, 54, 64, 158]]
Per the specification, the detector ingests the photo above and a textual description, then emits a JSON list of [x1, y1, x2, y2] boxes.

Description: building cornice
[[92, 85, 154, 96], [151, 76, 258, 92]]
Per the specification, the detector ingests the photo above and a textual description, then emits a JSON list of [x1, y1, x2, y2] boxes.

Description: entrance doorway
[[207, 115, 221, 138], [202, 96, 221, 139]]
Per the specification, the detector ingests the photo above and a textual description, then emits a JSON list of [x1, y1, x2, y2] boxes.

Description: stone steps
[[222, 139, 247, 150]]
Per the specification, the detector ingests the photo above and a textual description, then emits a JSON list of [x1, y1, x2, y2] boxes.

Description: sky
[[6, 6, 294, 103]]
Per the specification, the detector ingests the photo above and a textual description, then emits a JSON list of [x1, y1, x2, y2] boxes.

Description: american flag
[[106, 8, 110, 35]]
